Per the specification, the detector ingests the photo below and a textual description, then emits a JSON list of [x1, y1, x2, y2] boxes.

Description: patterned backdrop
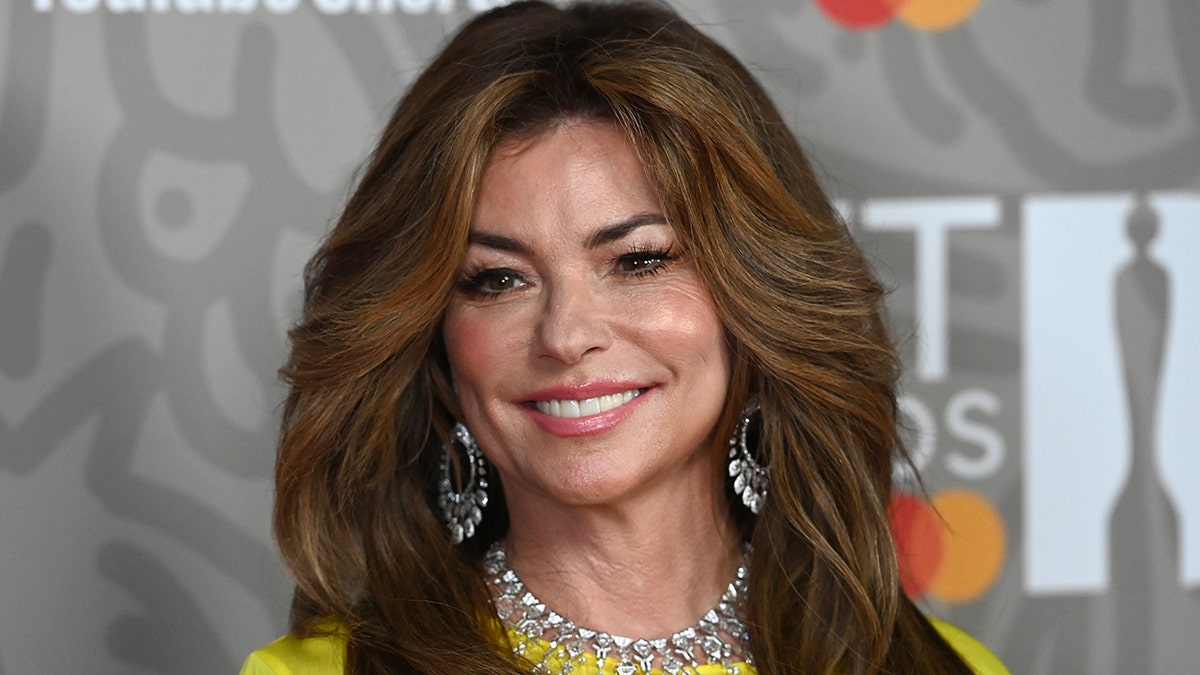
[[1, 1, 1197, 673]]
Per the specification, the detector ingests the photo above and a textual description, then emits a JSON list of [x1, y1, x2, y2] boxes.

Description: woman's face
[[441, 120, 731, 512]]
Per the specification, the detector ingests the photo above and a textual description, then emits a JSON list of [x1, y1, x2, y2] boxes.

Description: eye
[[616, 248, 678, 277], [459, 268, 528, 298]]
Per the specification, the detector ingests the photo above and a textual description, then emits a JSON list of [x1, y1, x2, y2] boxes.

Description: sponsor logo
[[860, 191, 1199, 604], [814, 0, 983, 32]]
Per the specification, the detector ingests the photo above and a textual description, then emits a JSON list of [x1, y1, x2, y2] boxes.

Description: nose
[[535, 280, 612, 364]]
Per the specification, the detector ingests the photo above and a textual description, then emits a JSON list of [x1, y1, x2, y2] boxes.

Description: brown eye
[[616, 249, 677, 277], [484, 271, 522, 292], [460, 268, 528, 298]]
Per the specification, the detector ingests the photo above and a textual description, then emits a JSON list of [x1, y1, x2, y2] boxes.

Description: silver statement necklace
[[484, 543, 754, 675]]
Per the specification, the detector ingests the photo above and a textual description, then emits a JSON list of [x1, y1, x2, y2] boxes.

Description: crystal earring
[[728, 400, 767, 514], [438, 422, 489, 543]]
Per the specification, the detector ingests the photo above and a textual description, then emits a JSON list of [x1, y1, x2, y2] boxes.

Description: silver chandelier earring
[[438, 422, 489, 544], [728, 400, 768, 514]]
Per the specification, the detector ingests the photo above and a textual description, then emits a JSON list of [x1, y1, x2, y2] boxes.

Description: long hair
[[274, 2, 973, 673]]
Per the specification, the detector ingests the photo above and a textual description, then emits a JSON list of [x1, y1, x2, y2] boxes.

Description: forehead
[[484, 119, 639, 176], [471, 121, 663, 239]]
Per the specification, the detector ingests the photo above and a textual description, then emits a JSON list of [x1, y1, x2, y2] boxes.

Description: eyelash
[[457, 246, 682, 300]]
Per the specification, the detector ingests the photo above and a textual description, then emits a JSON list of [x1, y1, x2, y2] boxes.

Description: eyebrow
[[468, 212, 668, 253]]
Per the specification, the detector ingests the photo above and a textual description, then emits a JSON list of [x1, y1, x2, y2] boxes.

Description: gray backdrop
[[1, 0, 1197, 673]]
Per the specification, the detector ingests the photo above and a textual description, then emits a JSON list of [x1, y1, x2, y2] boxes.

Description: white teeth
[[535, 389, 640, 418]]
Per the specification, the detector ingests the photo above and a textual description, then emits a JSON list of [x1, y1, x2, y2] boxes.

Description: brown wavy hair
[[274, 2, 974, 673]]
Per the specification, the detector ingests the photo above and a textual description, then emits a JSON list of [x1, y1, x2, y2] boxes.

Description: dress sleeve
[[236, 632, 346, 675], [238, 651, 287, 675], [928, 618, 1012, 675]]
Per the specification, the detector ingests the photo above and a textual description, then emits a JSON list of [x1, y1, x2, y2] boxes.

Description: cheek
[[442, 309, 506, 400], [637, 288, 729, 367]]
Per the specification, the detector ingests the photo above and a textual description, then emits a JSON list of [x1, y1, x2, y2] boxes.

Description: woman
[[242, 2, 1009, 674]]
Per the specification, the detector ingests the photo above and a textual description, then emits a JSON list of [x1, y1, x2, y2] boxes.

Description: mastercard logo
[[814, 0, 983, 32], [888, 489, 1007, 603]]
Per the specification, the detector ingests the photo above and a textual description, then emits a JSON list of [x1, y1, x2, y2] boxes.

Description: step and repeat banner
[[1, 1, 1196, 673]]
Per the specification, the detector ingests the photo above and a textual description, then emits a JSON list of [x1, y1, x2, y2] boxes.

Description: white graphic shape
[[1023, 194, 1130, 594]]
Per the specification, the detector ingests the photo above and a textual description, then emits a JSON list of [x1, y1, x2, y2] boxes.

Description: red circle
[[888, 492, 945, 598], [813, 0, 905, 30]]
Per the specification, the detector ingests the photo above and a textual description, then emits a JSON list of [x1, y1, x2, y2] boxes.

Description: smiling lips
[[523, 385, 649, 436], [534, 389, 642, 418]]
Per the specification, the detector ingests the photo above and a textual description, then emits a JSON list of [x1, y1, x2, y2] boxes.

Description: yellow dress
[[238, 619, 1011, 675]]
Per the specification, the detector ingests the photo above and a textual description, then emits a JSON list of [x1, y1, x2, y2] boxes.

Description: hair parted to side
[[274, 2, 973, 674]]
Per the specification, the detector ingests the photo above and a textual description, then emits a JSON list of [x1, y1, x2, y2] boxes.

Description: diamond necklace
[[484, 543, 754, 675]]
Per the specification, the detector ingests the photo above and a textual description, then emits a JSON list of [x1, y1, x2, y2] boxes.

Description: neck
[[501, 467, 741, 638]]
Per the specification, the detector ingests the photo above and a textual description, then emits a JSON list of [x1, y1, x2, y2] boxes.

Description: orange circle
[[897, 0, 982, 31], [927, 490, 1006, 603], [888, 492, 944, 598]]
